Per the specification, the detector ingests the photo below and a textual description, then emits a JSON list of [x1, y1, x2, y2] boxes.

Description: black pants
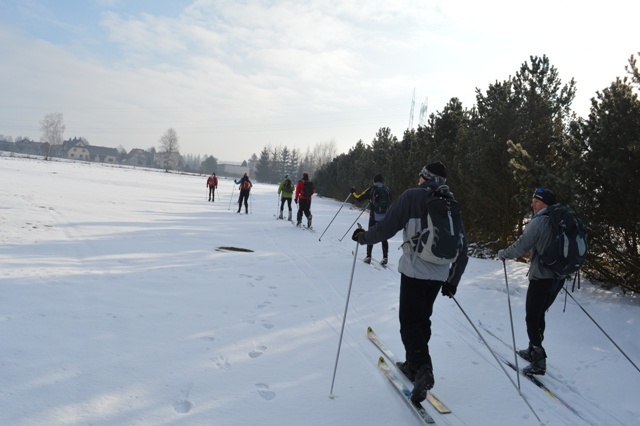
[[280, 197, 292, 211], [297, 198, 311, 221], [237, 190, 250, 213], [366, 215, 388, 258], [399, 273, 442, 367], [209, 187, 215, 200], [525, 278, 556, 347]]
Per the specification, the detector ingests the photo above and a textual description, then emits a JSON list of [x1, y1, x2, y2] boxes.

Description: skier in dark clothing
[[295, 172, 315, 228], [352, 162, 468, 404], [234, 173, 252, 214], [351, 173, 391, 265], [498, 188, 557, 376]]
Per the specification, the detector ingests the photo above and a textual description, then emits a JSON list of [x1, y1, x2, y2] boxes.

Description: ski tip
[[367, 326, 374, 334]]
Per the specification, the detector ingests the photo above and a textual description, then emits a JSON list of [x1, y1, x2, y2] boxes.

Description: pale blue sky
[[1, 0, 638, 162]]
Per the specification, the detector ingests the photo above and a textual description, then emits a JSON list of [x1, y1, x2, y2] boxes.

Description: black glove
[[352, 228, 365, 242], [441, 282, 457, 298], [294, 199, 298, 204], [350, 187, 356, 194]]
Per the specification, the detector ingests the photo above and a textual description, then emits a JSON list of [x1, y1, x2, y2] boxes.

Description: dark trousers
[[237, 190, 249, 213], [209, 187, 215, 200], [366, 215, 388, 258], [525, 278, 556, 347], [280, 197, 292, 211], [399, 273, 442, 367], [297, 198, 311, 221]]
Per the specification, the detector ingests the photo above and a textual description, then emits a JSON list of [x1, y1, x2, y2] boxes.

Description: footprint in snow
[[249, 345, 267, 358], [256, 383, 276, 401], [173, 399, 193, 413]]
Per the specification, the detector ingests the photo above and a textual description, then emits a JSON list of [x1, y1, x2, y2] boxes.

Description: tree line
[[313, 55, 640, 293], [251, 141, 337, 184]]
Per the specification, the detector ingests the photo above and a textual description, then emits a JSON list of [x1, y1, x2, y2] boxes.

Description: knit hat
[[285, 174, 289, 178], [373, 174, 383, 183], [302, 172, 309, 180], [532, 188, 556, 206], [420, 162, 447, 180]]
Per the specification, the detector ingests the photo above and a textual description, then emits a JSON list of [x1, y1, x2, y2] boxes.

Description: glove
[[350, 187, 356, 194], [351, 228, 365, 242], [497, 249, 506, 261], [294, 199, 298, 204], [441, 282, 457, 298]]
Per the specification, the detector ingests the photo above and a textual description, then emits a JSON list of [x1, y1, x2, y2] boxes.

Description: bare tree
[[158, 128, 180, 171], [40, 113, 65, 160]]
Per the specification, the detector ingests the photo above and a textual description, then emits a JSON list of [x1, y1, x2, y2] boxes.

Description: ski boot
[[517, 345, 534, 362], [307, 214, 312, 229], [363, 256, 372, 264], [523, 346, 546, 376], [396, 361, 417, 382], [278, 210, 284, 220], [288, 211, 292, 221], [411, 363, 434, 403], [380, 258, 388, 266]]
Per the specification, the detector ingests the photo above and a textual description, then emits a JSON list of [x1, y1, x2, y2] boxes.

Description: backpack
[[241, 180, 251, 191], [403, 190, 464, 265], [539, 204, 588, 279], [371, 185, 391, 214], [283, 179, 293, 192], [302, 181, 314, 198]]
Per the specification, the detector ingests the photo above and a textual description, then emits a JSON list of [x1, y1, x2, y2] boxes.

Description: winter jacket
[[207, 176, 218, 188], [295, 179, 315, 201], [502, 208, 555, 280], [278, 178, 294, 199], [358, 181, 468, 287]]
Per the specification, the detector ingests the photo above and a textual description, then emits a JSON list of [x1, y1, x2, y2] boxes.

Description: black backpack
[[403, 189, 464, 265], [371, 186, 391, 214], [283, 179, 293, 192], [302, 181, 314, 197], [539, 204, 588, 279]]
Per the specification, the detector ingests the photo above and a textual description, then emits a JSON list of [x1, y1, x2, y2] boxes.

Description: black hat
[[373, 174, 383, 183], [532, 188, 556, 206], [420, 162, 447, 180]]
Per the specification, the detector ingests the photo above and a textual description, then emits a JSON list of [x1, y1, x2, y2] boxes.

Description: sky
[[1, 1, 639, 163], [1, 154, 639, 425]]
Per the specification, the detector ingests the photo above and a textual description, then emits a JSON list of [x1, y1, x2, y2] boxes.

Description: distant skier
[[294, 172, 315, 228], [234, 173, 252, 214], [351, 173, 392, 265], [277, 174, 294, 221], [206, 173, 218, 202]]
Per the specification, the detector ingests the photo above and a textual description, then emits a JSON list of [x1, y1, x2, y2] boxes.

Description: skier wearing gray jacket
[[498, 187, 557, 376], [352, 162, 468, 404]]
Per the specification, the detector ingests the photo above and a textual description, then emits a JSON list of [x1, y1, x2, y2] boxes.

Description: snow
[[1, 155, 639, 426]]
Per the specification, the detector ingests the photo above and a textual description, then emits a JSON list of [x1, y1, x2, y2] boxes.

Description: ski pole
[[329, 225, 362, 398], [338, 204, 368, 242], [564, 289, 640, 374], [319, 193, 351, 242], [502, 260, 521, 390], [228, 185, 235, 210], [450, 295, 543, 424]]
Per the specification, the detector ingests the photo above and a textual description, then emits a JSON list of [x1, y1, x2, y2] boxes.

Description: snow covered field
[[1, 155, 638, 425]]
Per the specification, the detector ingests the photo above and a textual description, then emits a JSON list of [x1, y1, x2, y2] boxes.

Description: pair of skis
[[368, 326, 450, 424]]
